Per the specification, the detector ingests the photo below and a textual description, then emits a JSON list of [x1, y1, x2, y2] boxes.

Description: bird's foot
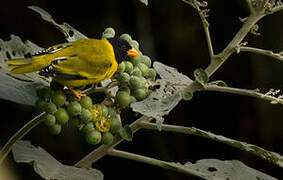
[[69, 87, 86, 100]]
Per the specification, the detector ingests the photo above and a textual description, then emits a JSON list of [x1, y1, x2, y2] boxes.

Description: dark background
[[0, 0, 283, 179]]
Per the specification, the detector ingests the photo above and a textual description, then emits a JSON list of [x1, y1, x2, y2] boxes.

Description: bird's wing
[[39, 53, 113, 80]]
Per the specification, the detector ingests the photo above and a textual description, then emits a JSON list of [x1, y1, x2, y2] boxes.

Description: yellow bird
[[7, 37, 139, 96]]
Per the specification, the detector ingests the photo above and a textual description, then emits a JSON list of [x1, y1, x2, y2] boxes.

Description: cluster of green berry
[[35, 81, 122, 145], [103, 28, 157, 108]]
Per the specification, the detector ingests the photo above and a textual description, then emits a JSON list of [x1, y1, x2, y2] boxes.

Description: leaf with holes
[[131, 61, 193, 124], [28, 6, 87, 42], [172, 159, 277, 180], [0, 35, 49, 105], [12, 140, 104, 180]]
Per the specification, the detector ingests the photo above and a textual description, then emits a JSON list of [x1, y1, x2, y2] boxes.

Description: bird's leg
[[68, 87, 86, 100]]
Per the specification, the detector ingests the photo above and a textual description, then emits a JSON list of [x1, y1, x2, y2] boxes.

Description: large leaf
[[28, 6, 87, 42], [173, 159, 277, 180], [12, 140, 103, 180], [131, 62, 193, 128], [0, 35, 49, 105]]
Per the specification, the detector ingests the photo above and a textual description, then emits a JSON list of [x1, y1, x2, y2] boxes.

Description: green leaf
[[171, 159, 277, 180], [181, 90, 193, 101], [0, 35, 49, 105], [209, 80, 227, 87], [12, 140, 104, 180], [131, 62, 193, 122], [138, 0, 148, 6], [28, 6, 87, 42], [194, 68, 209, 85], [119, 125, 133, 141]]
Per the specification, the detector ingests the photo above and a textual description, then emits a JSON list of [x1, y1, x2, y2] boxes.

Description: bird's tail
[[7, 56, 43, 74]]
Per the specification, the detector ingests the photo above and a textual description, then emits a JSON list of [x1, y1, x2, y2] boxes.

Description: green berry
[[70, 117, 81, 126], [124, 61, 134, 74], [130, 40, 139, 49], [85, 130, 102, 145], [131, 67, 142, 77], [115, 91, 131, 108], [67, 101, 82, 116], [49, 124, 62, 135], [108, 107, 117, 118], [103, 27, 115, 37], [146, 68, 156, 80], [129, 76, 144, 90], [141, 56, 152, 67], [137, 63, 149, 76], [130, 96, 137, 104], [110, 117, 122, 133], [80, 96, 93, 109], [117, 62, 126, 73], [120, 33, 132, 42], [35, 99, 46, 110], [50, 80, 64, 91], [82, 122, 95, 133], [51, 91, 66, 106], [101, 132, 114, 144], [36, 86, 51, 100], [44, 102, 57, 114], [80, 108, 93, 123], [134, 88, 149, 101], [117, 72, 130, 84], [101, 105, 108, 117], [44, 114, 56, 127], [130, 56, 142, 66], [119, 86, 131, 94], [102, 33, 114, 39], [55, 108, 69, 124]]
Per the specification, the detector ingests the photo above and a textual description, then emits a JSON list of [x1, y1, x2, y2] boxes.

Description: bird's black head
[[107, 37, 139, 63]]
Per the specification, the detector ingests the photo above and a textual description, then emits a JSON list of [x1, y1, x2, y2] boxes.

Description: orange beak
[[127, 48, 139, 57]]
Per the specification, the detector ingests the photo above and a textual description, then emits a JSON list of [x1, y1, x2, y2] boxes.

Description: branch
[[75, 116, 153, 168], [0, 112, 46, 165], [205, 13, 264, 76], [239, 46, 283, 61], [139, 121, 283, 168], [203, 84, 283, 106], [108, 149, 218, 179], [182, 0, 214, 59]]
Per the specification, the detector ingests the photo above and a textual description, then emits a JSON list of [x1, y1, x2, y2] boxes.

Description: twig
[[205, 13, 264, 76], [0, 112, 46, 165], [182, 0, 214, 59], [239, 46, 283, 61], [108, 148, 220, 180], [75, 116, 153, 168], [203, 84, 283, 105], [139, 121, 283, 168]]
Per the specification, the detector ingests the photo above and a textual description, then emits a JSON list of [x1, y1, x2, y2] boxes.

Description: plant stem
[[75, 116, 153, 168], [181, 0, 214, 59], [139, 121, 283, 168], [240, 46, 283, 61], [108, 148, 219, 180], [0, 112, 46, 165], [203, 84, 283, 105], [206, 14, 264, 76]]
